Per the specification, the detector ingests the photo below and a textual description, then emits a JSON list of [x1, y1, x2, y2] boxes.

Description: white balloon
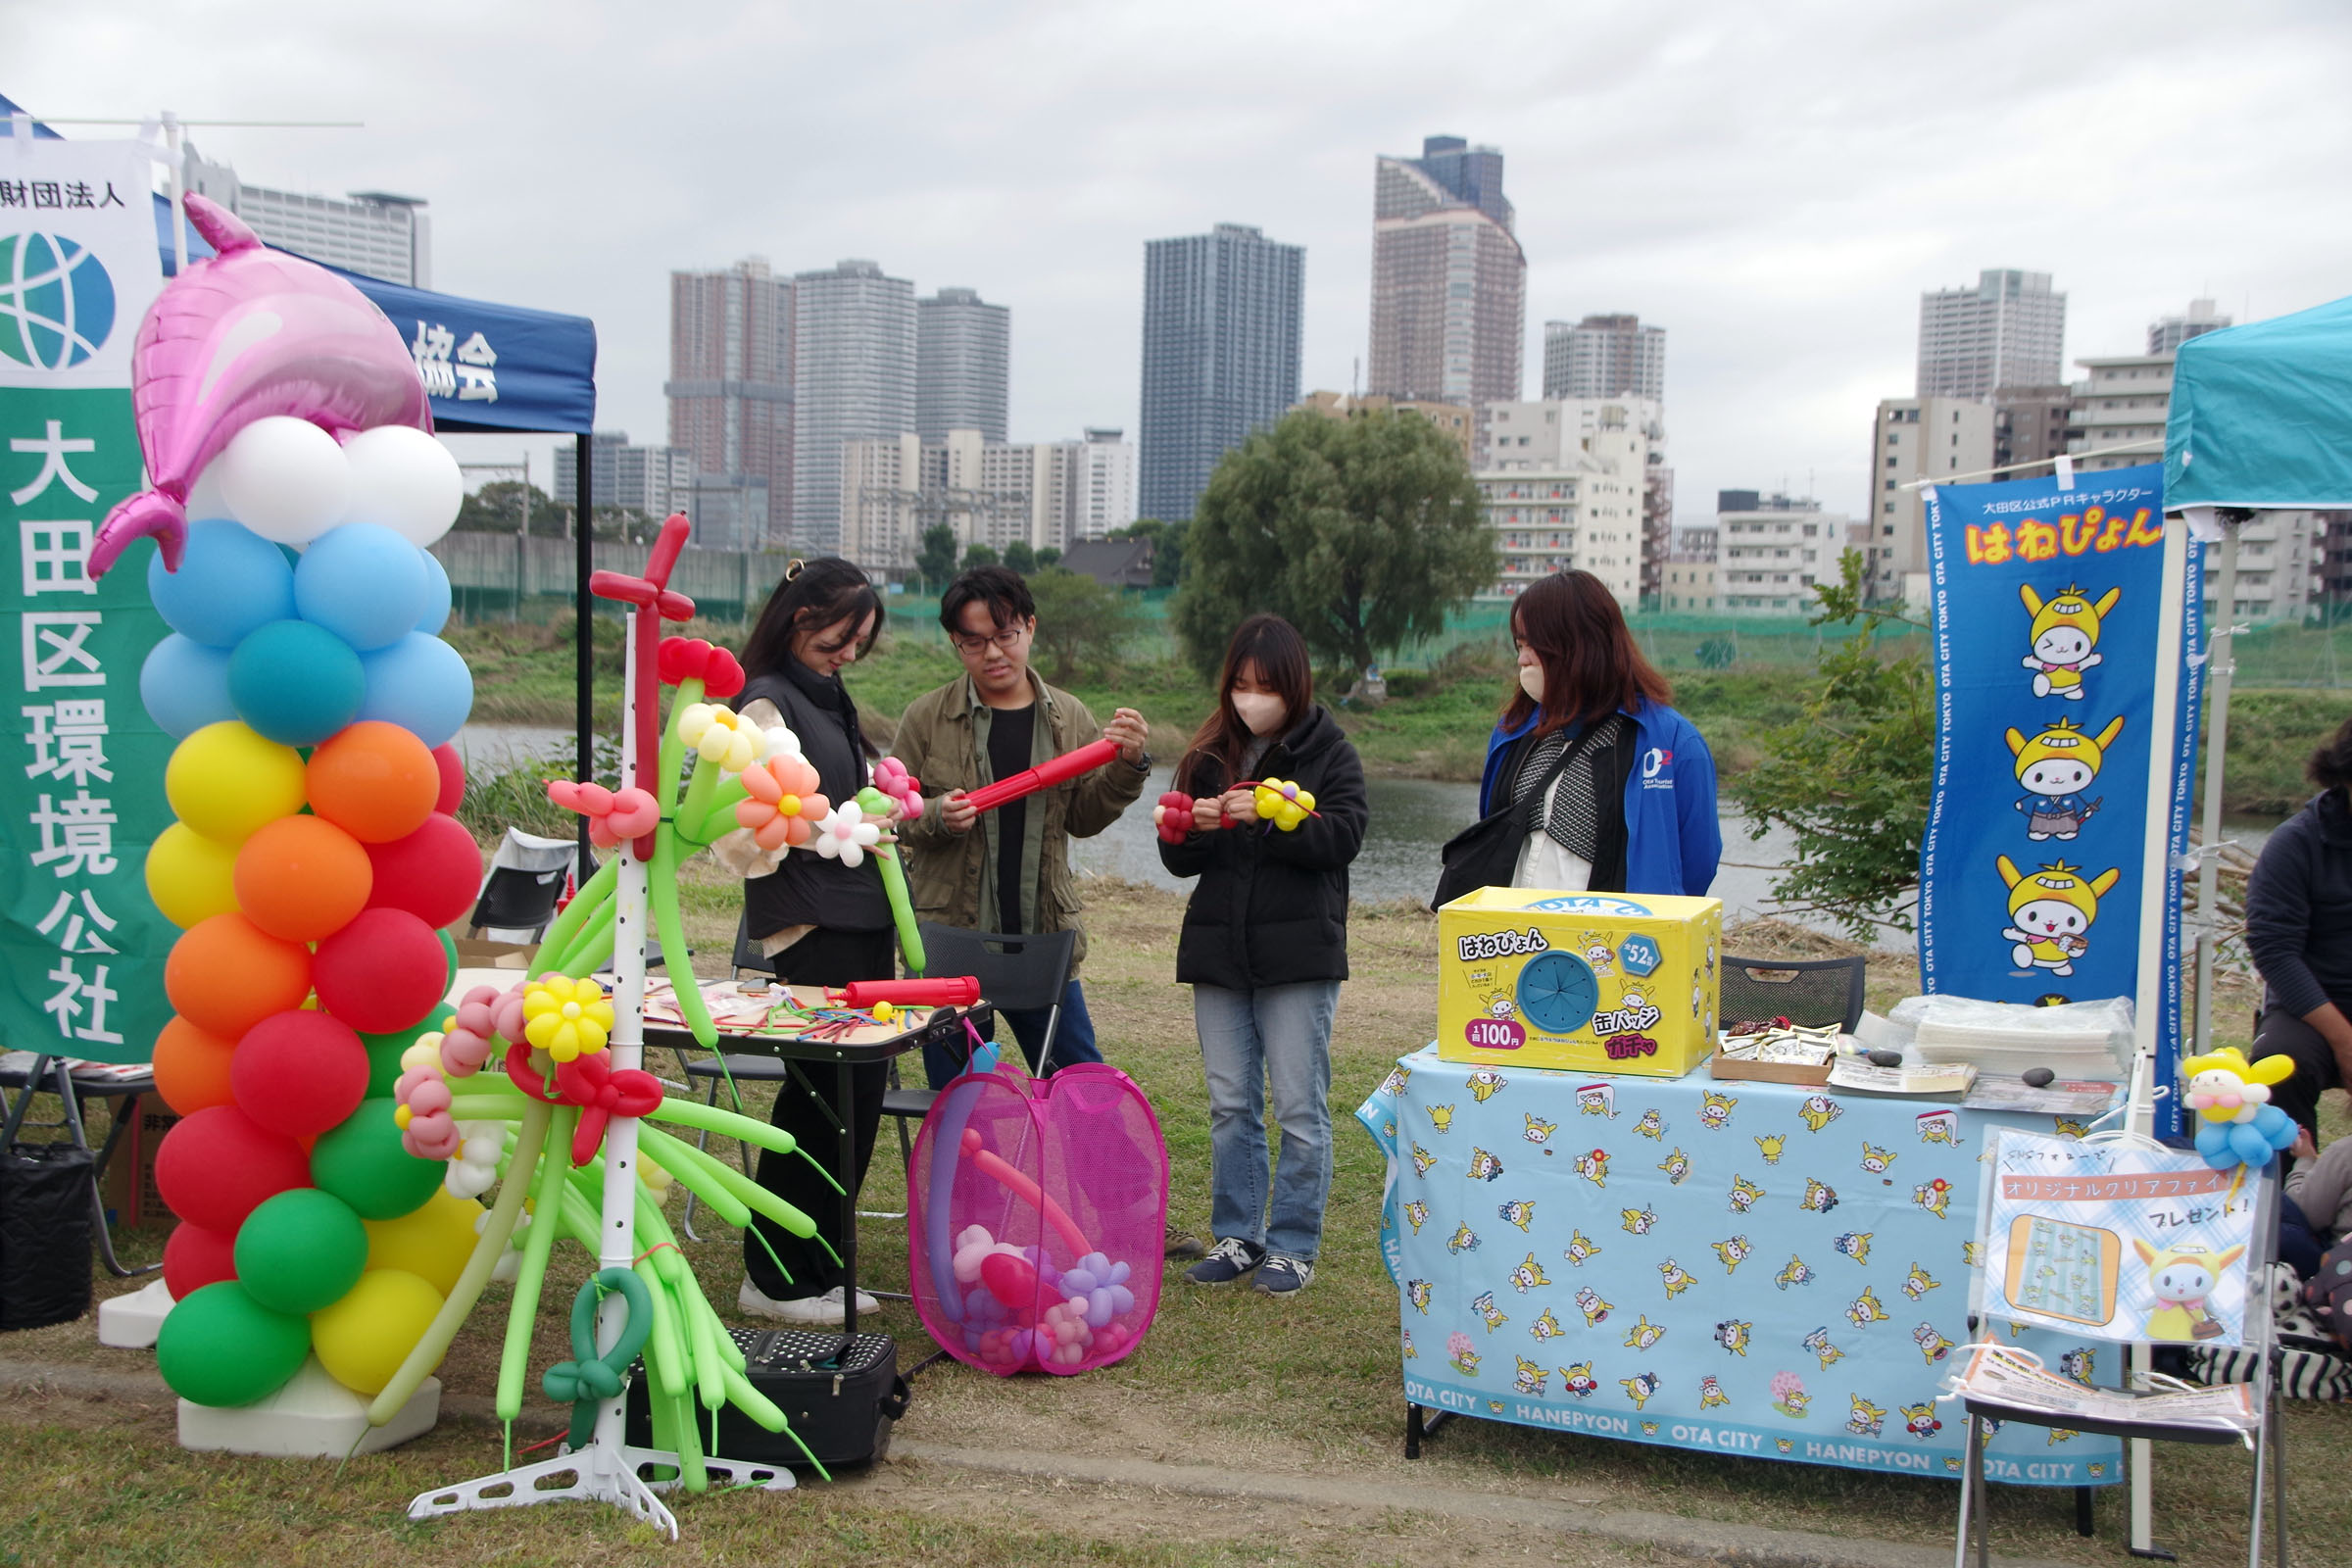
[[341, 424, 464, 547], [216, 416, 352, 545], [183, 458, 231, 522]]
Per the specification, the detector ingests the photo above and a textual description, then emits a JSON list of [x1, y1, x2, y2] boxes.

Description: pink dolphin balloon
[[89, 194, 431, 577]]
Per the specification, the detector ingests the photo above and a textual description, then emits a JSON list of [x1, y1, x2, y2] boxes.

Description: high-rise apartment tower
[[666, 259, 793, 548], [917, 287, 1010, 443], [1367, 136, 1525, 416], [1917, 270, 2067, 401], [1543, 315, 1666, 402], [1137, 223, 1303, 523], [792, 259, 917, 555]]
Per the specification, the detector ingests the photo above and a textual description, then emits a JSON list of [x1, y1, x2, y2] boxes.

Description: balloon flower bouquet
[[91, 196, 893, 1535]]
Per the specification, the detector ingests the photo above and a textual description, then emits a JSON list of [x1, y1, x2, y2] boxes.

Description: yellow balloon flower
[[521, 975, 615, 1062], [1252, 778, 1317, 831]]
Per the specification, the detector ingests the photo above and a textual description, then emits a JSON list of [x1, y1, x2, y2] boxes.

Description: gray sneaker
[[1253, 1255, 1315, 1296], [1164, 1224, 1207, 1260], [1184, 1237, 1264, 1286]]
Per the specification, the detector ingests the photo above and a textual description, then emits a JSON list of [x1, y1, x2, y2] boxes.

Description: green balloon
[[359, 1020, 435, 1099], [311, 1099, 445, 1220], [156, 1281, 311, 1407], [234, 1188, 368, 1314]]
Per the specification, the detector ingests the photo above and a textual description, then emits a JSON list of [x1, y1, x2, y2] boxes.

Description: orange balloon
[[307, 721, 438, 844], [164, 913, 314, 1039], [151, 1015, 239, 1115], [233, 814, 373, 942]]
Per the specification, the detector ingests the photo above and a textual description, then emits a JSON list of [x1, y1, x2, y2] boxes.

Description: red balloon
[[431, 744, 464, 816], [231, 1010, 369, 1138], [366, 813, 482, 929], [154, 1105, 313, 1235], [313, 906, 447, 1034], [162, 1221, 240, 1299], [980, 1250, 1040, 1315]]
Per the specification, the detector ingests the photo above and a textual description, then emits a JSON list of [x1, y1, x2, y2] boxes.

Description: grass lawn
[[18, 868, 2351, 1566]]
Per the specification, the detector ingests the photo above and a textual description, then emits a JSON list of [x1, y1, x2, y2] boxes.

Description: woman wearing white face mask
[[1478, 569, 1721, 897], [1158, 614, 1367, 1296]]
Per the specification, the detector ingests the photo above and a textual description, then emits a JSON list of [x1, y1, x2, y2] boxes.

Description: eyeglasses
[[950, 624, 1028, 657]]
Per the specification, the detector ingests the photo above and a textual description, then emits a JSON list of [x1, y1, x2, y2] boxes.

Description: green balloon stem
[[495, 1105, 578, 1423]]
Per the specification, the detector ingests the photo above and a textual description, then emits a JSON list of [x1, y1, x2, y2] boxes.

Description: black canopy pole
[[574, 433, 595, 879]]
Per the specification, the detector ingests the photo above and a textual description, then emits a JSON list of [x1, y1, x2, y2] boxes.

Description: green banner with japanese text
[[1, 137, 177, 1064]]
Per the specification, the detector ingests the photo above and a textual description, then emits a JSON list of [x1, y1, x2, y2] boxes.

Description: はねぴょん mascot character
[[2131, 1239, 2246, 1342], [2019, 583, 2122, 701], [1997, 857, 2119, 976], [2180, 1047, 2299, 1171], [2008, 716, 2124, 842]]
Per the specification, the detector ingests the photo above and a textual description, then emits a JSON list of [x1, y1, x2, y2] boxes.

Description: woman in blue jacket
[[1478, 570, 1721, 897]]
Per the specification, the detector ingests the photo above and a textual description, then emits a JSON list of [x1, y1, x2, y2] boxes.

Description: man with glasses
[[893, 564, 1152, 1086]]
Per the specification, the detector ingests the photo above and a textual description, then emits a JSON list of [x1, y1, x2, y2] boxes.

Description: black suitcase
[[624, 1328, 907, 1473]]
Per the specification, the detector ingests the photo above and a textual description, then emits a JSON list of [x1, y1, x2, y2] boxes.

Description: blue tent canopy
[[2165, 293, 2352, 511], [152, 192, 596, 436]]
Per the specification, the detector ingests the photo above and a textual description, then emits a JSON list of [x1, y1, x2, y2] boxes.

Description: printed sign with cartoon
[[1918, 466, 2200, 1104], [1977, 1128, 2260, 1346]]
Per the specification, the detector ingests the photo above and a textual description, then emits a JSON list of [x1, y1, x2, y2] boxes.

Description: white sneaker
[[738, 1280, 879, 1322]]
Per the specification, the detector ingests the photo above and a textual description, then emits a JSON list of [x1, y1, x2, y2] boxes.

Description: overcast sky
[[17, 0, 2352, 526]]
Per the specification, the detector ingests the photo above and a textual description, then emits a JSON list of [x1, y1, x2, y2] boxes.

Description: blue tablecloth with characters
[[1355, 1047, 2123, 1486]]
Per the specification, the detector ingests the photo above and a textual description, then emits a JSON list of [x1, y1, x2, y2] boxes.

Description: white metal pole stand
[[409, 609, 793, 1536]]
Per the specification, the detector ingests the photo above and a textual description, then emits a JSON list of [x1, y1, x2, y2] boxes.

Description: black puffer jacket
[[2245, 787, 2352, 1018], [733, 663, 890, 937], [1158, 705, 1367, 990]]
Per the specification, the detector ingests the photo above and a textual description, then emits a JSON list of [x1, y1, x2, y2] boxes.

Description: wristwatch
[[1128, 749, 1152, 772]]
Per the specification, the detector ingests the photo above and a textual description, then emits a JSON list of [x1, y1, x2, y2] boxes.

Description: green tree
[[455, 480, 558, 534], [1003, 539, 1040, 575], [1696, 634, 1738, 670], [962, 541, 1001, 569], [1026, 565, 1140, 682], [1111, 517, 1190, 589], [915, 523, 958, 591], [1730, 550, 1933, 939], [1172, 410, 1494, 679], [1036, 546, 1061, 568]]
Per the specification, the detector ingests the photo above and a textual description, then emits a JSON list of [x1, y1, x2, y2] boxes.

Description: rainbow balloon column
[[84, 194, 486, 1414]]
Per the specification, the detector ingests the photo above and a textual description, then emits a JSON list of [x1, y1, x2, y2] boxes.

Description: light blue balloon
[[415, 550, 452, 635], [294, 523, 427, 652], [228, 619, 367, 747], [357, 632, 473, 748], [139, 634, 237, 738], [146, 519, 296, 649]]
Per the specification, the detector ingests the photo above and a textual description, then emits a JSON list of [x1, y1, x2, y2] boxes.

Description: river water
[[456, 723, 2282, 937]]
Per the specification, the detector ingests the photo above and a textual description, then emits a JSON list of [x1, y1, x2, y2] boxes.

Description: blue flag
[[1918, 465, 2201, 1115]]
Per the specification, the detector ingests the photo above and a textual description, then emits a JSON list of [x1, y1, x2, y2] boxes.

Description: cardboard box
[[1709, 1053, 1831, 1087], [453, 937, 537, 969], [98, 1098, 178, 1230], [1438, 888, 1722, 1078]]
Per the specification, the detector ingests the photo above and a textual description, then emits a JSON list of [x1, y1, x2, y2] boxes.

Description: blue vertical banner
[[1918, 465, 2202, 1104]]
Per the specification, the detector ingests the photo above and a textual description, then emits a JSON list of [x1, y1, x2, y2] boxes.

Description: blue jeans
[[921, 978, 1103, 1089], [1195, 981, 1338, 1262]]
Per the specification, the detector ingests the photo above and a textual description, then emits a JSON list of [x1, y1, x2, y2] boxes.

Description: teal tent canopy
[[2166, 292, 2352, 510]]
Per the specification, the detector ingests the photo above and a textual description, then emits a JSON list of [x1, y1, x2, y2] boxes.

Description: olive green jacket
[[890, 669, 1147, 975]]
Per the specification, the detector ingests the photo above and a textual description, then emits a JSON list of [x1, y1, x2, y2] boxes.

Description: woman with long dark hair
[[717, 558, 894, 1323], [1157, 614, 1367, 1296], [1478, 570, 1720, 896], [2243, 713, 2352, 1138]]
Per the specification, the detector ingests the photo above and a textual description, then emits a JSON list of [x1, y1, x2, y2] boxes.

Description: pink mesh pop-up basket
[[908, 1056, 1168, 1375]]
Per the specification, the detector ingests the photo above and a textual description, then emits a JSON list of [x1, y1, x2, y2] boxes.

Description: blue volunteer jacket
[[1477, 701, 1723, 899]]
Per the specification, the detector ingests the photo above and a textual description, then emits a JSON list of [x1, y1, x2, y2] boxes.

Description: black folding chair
[[1719, 953, 1868, 1032]]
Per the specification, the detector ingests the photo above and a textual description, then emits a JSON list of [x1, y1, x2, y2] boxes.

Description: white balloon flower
[[812, 802, 882, 867]]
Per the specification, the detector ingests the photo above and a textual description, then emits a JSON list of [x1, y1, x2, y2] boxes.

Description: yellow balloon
[[144, 821, 241, 927], [363, 1190, 481, 1297], [311, 1267, 444, 1396], [164, 721, 307, 844]]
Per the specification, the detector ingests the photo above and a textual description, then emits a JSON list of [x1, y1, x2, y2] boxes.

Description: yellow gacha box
[[1438, 888, 1723, 1078]]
